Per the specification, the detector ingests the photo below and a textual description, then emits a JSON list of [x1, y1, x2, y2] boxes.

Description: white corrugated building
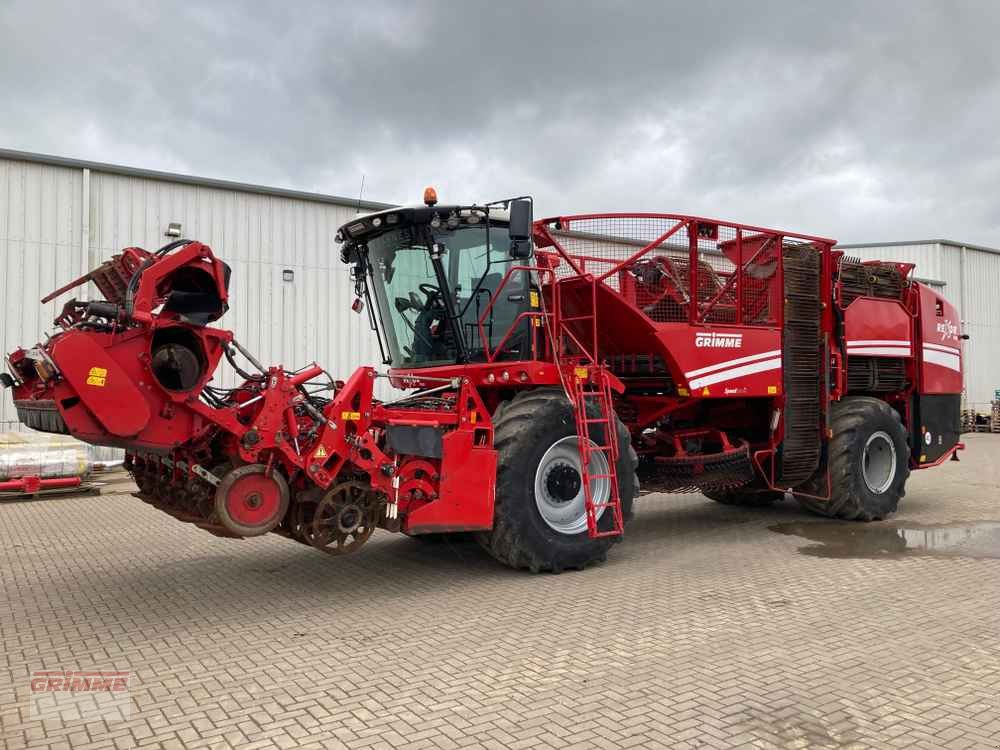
[[0, 148, 391, 444], [838, 240, 1000, 409]]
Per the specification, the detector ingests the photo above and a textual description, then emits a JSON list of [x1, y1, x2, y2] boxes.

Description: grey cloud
[[1, 0, 998, 244]]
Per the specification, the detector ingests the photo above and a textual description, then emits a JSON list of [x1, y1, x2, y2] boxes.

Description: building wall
[[960, 247, 1000, 407], [0, 158, 86, 403], [840, 241, 1000, 408], [0, 154, 388, 449]]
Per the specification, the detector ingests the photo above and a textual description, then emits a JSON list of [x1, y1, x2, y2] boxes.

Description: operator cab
[[337, 192, 534, 369]]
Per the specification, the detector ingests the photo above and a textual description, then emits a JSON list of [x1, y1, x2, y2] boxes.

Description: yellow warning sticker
[[341, 411, 361, 421], [701, 387, 711, 396], [469, 411, 477, 424], [315, 445, 327, 458], [767, 385, 778, 395], [574, 367, 589, 379], [677, 387, 689, 397], [529, 290, 540, 308], [85, 366, 107, 387]]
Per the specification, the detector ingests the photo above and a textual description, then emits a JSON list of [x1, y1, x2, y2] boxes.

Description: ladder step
[[589, 529, 623, 539], [554, 341, 624, 539]]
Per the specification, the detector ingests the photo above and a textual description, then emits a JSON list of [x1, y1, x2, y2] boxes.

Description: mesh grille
[[542, 217, 692, 323], [544, 217, 691, 298], [537, 217, 783, 326]]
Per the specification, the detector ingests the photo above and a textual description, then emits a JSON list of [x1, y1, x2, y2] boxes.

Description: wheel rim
[[862, 431, 896, 495], [225, 473, 282, 526], [214, 464, 289, 536], [534, 435, 609, 535]]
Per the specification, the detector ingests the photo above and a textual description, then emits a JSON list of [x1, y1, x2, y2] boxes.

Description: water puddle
[[770, 520, 1000, 560]]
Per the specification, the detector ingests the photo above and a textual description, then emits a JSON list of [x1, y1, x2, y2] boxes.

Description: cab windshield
[[366, 223, 529, 367]]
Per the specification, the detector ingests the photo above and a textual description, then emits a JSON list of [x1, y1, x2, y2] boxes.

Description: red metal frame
[[6, 241, 499, 539], [393, 211, 958, 504], [3, 207, 965, 552]]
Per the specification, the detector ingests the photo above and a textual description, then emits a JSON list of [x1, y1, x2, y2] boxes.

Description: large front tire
[[477, 388, 637, 573], [797, 396, 910, 521]]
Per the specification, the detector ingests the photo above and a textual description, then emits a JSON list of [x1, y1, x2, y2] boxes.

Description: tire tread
[[797, 396, 909, 521], [478, 387, 638, 572]]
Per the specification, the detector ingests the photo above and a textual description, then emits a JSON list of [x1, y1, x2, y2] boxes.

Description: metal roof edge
[[838, 239, 1000, 256], [0, 147, 395, 212]]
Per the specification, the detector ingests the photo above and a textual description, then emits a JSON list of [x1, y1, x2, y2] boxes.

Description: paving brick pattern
[[2, 434, 999, 749]]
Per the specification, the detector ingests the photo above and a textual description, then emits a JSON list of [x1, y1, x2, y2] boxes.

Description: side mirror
[[508, 199, 532, 240], [508, 199, 532, 258]]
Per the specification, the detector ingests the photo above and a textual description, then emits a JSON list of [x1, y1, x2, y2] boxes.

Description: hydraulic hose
[[124, 239, 193, 315]]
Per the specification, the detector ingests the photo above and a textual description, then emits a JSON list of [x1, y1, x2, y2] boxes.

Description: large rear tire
[[797, 396, 909, 521], [477, 388, 638, 573]]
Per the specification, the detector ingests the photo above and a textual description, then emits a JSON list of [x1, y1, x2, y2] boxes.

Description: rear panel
[[911, 393, 962, 464], [916, 284, 963, 394], [912, 283, 963, 464]]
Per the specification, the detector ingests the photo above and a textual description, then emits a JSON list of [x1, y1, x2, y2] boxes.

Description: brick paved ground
[[2, 434, 999, 750]]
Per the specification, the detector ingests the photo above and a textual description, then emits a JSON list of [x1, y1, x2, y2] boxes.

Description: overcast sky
[[1, 1, 998, 245]]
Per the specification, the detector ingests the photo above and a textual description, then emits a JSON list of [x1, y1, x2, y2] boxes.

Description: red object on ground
[[0, 476, 81, 493]]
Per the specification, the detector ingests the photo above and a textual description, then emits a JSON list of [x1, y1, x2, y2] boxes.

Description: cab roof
[[335, 204, 511, 262]]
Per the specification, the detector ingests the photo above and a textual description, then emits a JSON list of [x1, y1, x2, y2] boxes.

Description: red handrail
[[475, 265, 556, 363], [596, 220, 687, 283], [536, 212, 836, 246]]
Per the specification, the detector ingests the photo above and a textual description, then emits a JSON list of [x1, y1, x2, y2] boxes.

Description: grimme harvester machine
[[2, 190, 964, 571]]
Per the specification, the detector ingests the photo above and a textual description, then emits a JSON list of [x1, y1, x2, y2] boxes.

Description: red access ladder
[[551, 275, 625, 538]]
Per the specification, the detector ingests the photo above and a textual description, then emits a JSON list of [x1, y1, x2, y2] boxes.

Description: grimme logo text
[[695, 332, 743, 348]]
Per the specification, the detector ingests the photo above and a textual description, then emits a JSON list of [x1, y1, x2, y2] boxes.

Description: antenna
[[356, 174, 366, 214]]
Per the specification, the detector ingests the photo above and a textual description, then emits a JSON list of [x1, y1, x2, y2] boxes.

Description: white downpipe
[[80, 167, 90, 301], [960, 244, 969, 408]]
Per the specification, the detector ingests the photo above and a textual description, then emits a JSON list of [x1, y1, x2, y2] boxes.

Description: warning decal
[[85, 367, 107, 387]]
